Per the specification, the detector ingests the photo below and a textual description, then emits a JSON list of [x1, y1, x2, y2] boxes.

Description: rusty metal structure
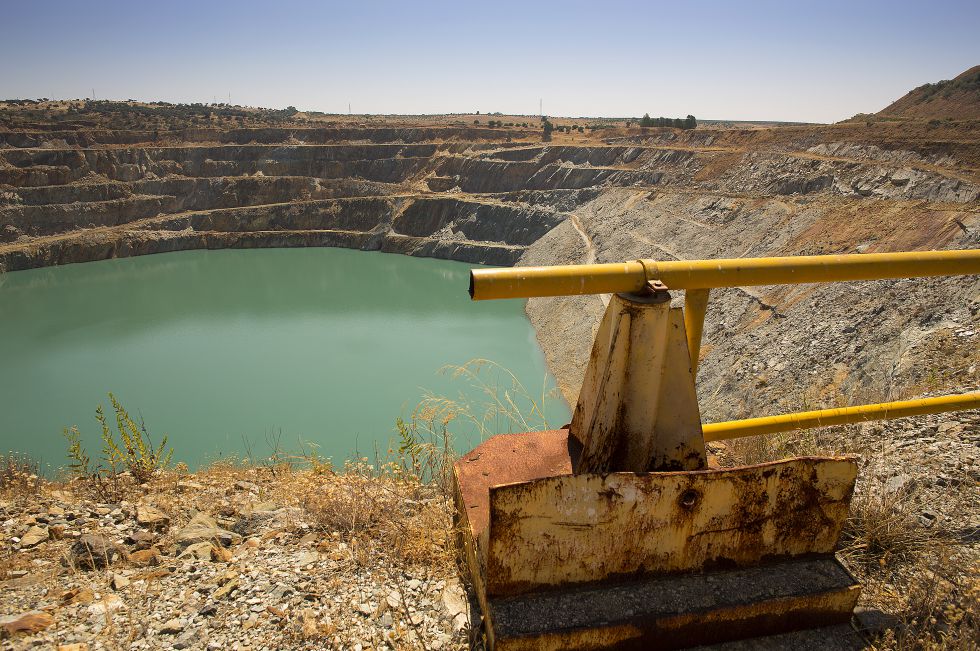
[[455, 249, 980, 650]]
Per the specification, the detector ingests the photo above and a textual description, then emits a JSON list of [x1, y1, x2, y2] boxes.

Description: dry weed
[[0, 452, 42, 499], [868, 559, 979, 650], [725, 423, 853, 466], [296, 461, 456, 571], [839, 479, 937, 572]]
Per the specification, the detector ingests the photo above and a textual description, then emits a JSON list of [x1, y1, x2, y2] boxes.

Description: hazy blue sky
[[2, 0, 978, 123]]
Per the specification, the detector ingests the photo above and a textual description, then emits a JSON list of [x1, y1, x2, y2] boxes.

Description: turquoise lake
[[0, 248, 569, 472]]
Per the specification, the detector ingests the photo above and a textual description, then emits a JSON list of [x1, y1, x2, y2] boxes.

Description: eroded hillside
[[877, 65, 980, 121]]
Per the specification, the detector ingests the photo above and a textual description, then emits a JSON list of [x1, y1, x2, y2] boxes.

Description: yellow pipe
[[469, 250, 980, 300], [683, 289, 710, 376], [702, 392, 980, 442], [470, 260, 649, 300]]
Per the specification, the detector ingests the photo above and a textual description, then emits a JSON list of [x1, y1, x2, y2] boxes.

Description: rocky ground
[[2, 403, 977, 650], [0, 463, 469, 651]]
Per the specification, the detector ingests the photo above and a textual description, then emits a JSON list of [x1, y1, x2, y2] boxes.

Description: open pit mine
[[1, 100, 978, 649]]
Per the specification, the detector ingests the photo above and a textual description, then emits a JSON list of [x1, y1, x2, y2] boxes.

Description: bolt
[[646, 280, 671, 303], [678, 489, 700, 509]]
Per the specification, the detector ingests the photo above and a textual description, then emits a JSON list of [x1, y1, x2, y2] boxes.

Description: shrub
[[63, 392, 172, 486]]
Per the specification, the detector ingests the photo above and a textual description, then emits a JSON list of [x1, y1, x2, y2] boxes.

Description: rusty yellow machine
[[454, 250, 980, 650]]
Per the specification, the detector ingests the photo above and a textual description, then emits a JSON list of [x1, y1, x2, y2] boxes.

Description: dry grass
[[0, 452, 41, 499], [869, 562, 979, 650], [843, 471, 978, 650], [838, 476, 938, 572], [293, 461, 456, 570], [724, 423, 852, 466]]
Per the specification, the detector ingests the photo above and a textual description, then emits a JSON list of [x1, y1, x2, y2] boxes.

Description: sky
[[2, 0, 978, 123]]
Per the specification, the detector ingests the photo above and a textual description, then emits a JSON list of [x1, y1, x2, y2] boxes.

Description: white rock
[[19, 525, 48, 548], [440, 580, 467, 619], [88, 594, 124, 615], [386, 590, 402, 609]]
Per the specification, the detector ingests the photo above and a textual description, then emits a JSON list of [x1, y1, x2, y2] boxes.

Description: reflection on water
[[0, 248, 569, 470]]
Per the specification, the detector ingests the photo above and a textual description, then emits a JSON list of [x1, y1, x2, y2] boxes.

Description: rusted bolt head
[[643, 280, 671, 303], [678, 489, 700, 510]]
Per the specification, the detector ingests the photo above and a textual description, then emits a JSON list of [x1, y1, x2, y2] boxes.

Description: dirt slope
[[878, 65, 980, 120]]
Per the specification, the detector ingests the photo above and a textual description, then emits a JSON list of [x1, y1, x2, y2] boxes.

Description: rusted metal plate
[[485, 456, 858, 597], [487, 557, 861, 651], [454, 429, 577, 549], [453, 429, 579, 647], [570, 294, 706, 473]]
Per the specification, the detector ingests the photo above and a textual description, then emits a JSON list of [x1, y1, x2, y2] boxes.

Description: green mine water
[[0, 248, 569, 472]]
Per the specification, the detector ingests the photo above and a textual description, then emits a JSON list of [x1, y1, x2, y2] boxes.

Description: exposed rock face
[[1, 108, 977, 428], [3, 116, 977, 277], [522, 186, 979, 424]]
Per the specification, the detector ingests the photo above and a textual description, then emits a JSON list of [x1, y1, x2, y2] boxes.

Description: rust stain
[[479, 453, 857, 597]]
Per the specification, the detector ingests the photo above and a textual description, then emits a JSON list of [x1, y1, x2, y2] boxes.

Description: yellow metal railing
[[469, 249, 980, 300], [702, 393, 980, 441], [469, 249, 980, 439]]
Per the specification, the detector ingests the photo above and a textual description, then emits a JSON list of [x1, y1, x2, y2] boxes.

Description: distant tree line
[[475, 119, 530, 128], [638, 113, 697, 129], [2, 99, 299, 124]]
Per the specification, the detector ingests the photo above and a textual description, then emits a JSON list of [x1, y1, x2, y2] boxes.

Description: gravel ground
[[0, 466, 470, 651]]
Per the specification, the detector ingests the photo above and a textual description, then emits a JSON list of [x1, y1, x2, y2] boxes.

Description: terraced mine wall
[[1, 122, 978, 423]]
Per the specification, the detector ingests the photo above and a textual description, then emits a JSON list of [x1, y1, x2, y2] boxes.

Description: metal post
[[570, 284, 706, 473], [684, 288, 710, 375]]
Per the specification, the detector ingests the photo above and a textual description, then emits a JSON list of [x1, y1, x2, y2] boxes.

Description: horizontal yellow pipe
[[470, 260, 649, 300], [702, 392, 980, 442], [469, 249, 980, 300]]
